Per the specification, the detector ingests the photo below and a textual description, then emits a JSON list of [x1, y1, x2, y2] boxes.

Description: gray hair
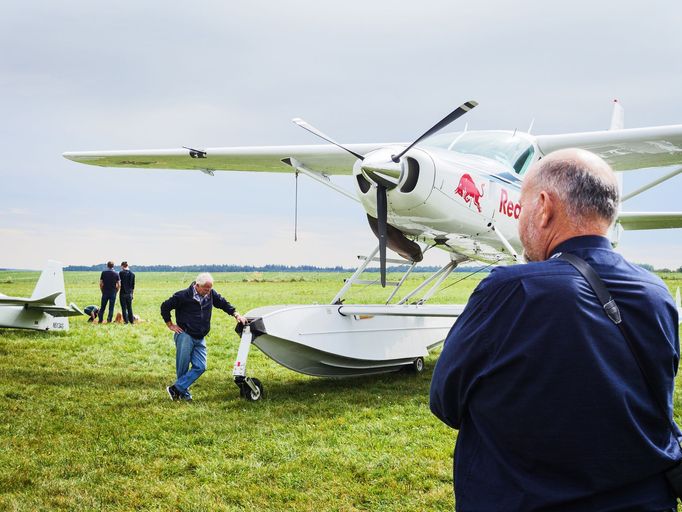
[[533, 152, 620, 224], [195, 272, 214, 286]]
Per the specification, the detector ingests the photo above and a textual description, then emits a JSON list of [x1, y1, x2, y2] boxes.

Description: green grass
[[0, 271, 680, 511]]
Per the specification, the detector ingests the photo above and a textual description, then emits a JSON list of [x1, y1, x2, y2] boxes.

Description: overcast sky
[[1, 0, 681, 270]]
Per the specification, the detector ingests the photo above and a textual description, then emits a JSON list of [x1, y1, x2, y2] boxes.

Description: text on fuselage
[[499, 189, 521, 219]]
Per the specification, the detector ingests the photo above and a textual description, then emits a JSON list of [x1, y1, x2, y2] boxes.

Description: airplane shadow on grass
[[209, 360, 438, 407]]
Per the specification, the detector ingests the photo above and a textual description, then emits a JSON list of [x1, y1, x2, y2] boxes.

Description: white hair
[[195, 272, 214, 286], [532, 149, 620, 224]]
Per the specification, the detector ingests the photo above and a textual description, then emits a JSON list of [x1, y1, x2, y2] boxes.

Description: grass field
[[0, 270, 681, 511]]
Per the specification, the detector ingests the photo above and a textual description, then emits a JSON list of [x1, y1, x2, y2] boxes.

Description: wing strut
[[282, 158, 359, 202], [491, 225, 524, 262], [620, 165, 682, 202], [294, 170, 299, 241]]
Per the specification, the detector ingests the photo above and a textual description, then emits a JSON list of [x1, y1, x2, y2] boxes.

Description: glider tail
[[31, 260, 67, 307]]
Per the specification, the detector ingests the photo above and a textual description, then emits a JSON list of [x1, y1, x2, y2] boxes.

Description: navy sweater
[[430, 236, 680, 511], [119, 269, 135, 296], [160, 284, 236, 339]]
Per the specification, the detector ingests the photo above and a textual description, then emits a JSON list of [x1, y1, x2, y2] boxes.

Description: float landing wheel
[[241, 377, 264, 401]]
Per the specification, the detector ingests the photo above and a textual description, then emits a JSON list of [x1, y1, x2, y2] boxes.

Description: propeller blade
[[292, 118, 365, 160], [376, 184, 388, 287], [392, 100, 478, 162]]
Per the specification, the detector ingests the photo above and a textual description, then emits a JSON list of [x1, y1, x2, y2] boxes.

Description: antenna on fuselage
[[609, 99, 624, 130]]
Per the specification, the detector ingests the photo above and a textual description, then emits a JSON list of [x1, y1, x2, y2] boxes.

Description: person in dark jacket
[[430, 149, 681, 511], [83, 305, 99, 322], [119, 261, 135, 324], [98, 261, 120, 323], [160, 272, 247, 401]]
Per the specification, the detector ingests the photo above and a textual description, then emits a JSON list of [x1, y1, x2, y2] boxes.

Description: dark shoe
[[180, 396, 193, 402], [166, 385, 180, 401]]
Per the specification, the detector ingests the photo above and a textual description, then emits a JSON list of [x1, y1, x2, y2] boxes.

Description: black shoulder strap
[[557, 252, 681, 440], [557, 253, 621, 324]]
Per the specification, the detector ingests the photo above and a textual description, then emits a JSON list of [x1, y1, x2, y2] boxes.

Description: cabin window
[[512, 146, 535, 175], [423, 131, 536, 175]]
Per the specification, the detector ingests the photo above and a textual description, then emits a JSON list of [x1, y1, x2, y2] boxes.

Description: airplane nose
[[360, 149, 404, 189]]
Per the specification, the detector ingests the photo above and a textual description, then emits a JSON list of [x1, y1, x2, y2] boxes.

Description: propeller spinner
[[293, 100, 478, 286]]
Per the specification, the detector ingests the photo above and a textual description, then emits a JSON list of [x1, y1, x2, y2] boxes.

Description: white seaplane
[[0, 260, 83, 331], [64, 100, 682, 400]]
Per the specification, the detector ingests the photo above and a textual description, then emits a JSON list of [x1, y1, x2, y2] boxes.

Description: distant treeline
[[635, 263, 682, 273], [63, 263, 492, 273], [61, 262, 682, 273], [3, 262, 680, 273]]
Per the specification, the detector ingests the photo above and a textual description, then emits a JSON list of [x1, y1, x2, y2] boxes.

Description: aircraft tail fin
[[609, 99, 624, 130], [31, 260, 67, 307]]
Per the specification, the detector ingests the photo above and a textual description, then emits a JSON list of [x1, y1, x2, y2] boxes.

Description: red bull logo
[[455, 173, 484, 212]]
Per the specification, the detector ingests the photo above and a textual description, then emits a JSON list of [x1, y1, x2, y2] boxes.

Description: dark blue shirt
[[119, 269, 135, 296], [160, 283, 236, 339], [100, 268, 120, 296], [430, 236, 680, 511]]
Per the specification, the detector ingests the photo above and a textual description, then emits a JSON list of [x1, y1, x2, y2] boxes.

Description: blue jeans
[[173, 332, 207, 398], [99, 293, 117, 323]]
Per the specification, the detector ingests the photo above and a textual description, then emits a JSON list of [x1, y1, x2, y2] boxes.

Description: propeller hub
[[360, 148, 405, 190]]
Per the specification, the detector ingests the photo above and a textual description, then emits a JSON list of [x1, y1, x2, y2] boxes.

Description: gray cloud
[[1, 0, 681, 268]]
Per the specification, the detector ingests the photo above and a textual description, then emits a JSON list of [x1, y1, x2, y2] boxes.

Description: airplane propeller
[[390, 100, 478, 163], [376, 183, 388, 286], [293, 100, 478, 287], [292, 118, 365, 161]]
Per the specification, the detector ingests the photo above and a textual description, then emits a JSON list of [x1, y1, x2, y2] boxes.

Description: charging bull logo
[[455, 173, 484, 212]]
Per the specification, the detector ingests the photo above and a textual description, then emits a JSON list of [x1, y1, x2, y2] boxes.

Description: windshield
[[423, 131, 536, 175]]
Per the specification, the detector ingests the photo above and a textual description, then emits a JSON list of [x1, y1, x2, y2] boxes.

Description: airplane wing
[[63, 143, 388, 175], [0, 296, 83, 316], [0, 292, 62, 306], [38, 303, 85, 317], [617, 212, 682, 230], [535, 125, 682, 171]]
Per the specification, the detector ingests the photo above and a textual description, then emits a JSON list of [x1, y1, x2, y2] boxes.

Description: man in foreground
[[161, 272, 247, 401], [430, 149, 680, 511], [118, 261, 135, 324], [98, 261, 120, 323]]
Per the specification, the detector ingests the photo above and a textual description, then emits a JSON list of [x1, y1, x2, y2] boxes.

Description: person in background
[[83, 305, 99, 322], [430, 149, 680, 511], [160, 272, 247, 401], [98, 261, 120, 323], [119, 261, 135, 324]]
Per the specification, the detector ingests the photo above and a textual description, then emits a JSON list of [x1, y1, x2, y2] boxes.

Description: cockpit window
[[423, 131, 536, 175]]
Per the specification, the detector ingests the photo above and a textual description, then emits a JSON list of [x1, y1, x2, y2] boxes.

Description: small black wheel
[[243, 377, 264, 401], [412, 357, 425, 373]]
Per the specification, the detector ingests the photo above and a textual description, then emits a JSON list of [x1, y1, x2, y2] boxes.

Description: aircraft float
[[64, 100, 682, 400]]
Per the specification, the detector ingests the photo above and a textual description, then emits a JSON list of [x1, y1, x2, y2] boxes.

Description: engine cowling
[[353, 147, 436, 217]]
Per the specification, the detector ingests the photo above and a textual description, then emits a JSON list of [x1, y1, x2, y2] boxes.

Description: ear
[[538, 191, 554, 228]]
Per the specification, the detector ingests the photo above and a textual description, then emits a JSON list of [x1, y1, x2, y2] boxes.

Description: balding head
[[518, 149, 619, 261], [525, 148, 619, 224]]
